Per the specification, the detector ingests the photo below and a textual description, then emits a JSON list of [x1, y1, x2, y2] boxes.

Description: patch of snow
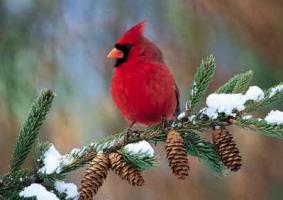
[[70, 148, 80, 155], [245, 86, 264, 102], [55, 181, 79, 200], [19, 183, 58, 200], [264, 110, 283, 125], [242, 115, 252, 120], [214, 125, 221, 130], [269, 84, 283, 97], [203, 93, 246, 119], [38, 145, 62, 174], [185, 102, 189, 110], [191, 81, 197, 96], [177, 112, 186, 120], [124, 140, 154, 157], [60, 155, 75, 167], [188, 115, 196, 124], [203, 86, 266, 119]]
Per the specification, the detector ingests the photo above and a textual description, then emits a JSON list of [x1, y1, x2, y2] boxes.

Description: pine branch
[[245, 83, 283, 113], [54, 125, 223, 177], [34, 141, 51, 165], [182, 131, 225, 176], [186, 55, 216, 112], [232, 71, 254, 93], [10, 89, 55, 172], [0, 170, 34, 198], [216, 70, 253, 94], [119, 149, 157, 172], [58, 132, 127, 175], [235, 118, 283, 139]]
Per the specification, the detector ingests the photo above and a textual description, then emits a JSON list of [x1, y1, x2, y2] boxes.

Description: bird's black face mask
[[114, 44, 132, 67]]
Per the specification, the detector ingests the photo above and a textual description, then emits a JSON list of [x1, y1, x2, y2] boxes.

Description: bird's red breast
[[108, 21, 179, 125]]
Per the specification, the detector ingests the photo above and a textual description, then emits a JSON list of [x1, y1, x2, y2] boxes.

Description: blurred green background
[[1, 0, 283, 199]]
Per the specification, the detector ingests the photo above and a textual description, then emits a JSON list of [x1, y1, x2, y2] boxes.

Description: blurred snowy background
[[0, 0, 283, 199]]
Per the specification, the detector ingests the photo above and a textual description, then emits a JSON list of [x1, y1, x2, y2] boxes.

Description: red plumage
[[108, 21, 179, 126]]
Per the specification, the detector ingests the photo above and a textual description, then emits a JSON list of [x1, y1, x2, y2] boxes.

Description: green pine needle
[[216, 70, 253, 94], [34, 141, 51, 169], [187, 55, 216, 112], [233, 70, 254, 93], [183, 131, 225, 176], [120, 148, 157, 172], [0, 170, 32, 198], [10, 89, 55, 172], [236, 118, 283, 139], [245, 83, 283, 113]]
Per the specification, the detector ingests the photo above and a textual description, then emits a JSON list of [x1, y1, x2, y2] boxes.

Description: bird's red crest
[[116, 21, 145, 45]]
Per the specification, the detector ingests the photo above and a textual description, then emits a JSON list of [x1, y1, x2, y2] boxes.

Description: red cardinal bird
[[108, 21, 179, 128]]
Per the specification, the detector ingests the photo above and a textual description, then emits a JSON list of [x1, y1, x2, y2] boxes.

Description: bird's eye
[[124, 44, 132, 50]]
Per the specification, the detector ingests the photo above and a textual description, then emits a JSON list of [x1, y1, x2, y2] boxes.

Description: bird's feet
[[124, 129, 131, 144], [161, 116, 168, 132], [123, 122, 137, 144]]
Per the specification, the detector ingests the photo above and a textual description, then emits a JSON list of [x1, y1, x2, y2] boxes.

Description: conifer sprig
[[216, 70, 253, 94], [10, 89, 55, 172], [236, 118, 283, 139], [183, 131, 224, 176], [245, 83, 283, 113], [120, 149, 157, 172], [187, 55, 216, 113]]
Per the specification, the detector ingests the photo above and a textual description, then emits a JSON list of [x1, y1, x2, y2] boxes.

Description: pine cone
[[79, 152, 110, 200], [212, 128, 242, 171], [109, 152, 144, 186], [165, 130, 189, 179]]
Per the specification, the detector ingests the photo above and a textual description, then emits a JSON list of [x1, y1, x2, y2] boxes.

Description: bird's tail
[[174, 85, 181, 116]]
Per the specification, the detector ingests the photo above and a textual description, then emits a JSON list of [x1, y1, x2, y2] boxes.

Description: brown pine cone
[[212, 127, 242, 171], [79, 152, 110, 200], [109, 152, 144, 186], [165, 130, 190, 179]]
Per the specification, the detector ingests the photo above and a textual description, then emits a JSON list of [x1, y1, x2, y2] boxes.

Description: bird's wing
[[174, 83, 181, 116]]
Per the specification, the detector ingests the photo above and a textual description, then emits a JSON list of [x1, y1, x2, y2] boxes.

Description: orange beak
[[107, 48, 124, 59]]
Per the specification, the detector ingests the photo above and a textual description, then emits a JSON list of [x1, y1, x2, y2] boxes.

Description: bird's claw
[[161, 117, 168, 132], [123, 129, 140, 144], [124, 129, 131, 143]]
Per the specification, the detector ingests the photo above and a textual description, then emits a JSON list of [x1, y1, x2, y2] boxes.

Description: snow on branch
[[123, 140, 155, 157], [264, 110, 283, 125], [202, 85, 265, 119], [55, 181, 79, 199], [20, 183, 59, 200], [38, 144, 63, 174]]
